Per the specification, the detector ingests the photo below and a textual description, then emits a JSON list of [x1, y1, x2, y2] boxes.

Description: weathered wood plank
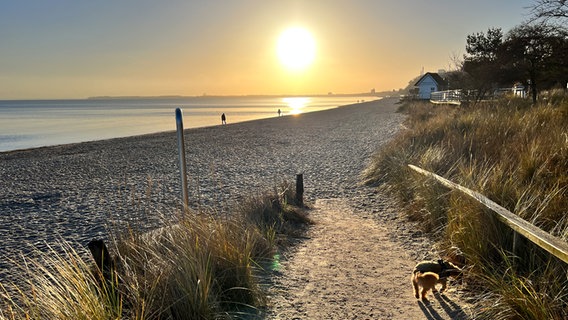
[[408, 164, 568, 264]]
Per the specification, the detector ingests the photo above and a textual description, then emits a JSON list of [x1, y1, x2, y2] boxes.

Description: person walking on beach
[[221, 113, 226, 125], [278, 109, 281, 117]]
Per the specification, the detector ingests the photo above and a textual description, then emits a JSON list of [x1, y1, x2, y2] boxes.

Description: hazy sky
[[1, 0, 533, 99]]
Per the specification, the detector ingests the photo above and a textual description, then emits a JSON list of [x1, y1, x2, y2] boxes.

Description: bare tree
[[448, 51, 464, 71], [530, 0, 568, 22]]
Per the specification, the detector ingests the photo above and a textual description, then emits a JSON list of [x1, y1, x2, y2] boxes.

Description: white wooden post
[[175, 108, 189, 210]]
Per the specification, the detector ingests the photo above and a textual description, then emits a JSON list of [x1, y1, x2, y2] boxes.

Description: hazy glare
[[0, 0, 532, 99]]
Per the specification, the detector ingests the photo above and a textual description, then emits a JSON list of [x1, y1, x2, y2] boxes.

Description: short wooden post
[[88, 239, 116, 284], [512, 232, 519, 256], [512, 231, 526, 264], [296, 173, 304, 206]]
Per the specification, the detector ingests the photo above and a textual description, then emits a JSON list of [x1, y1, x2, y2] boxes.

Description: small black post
[[88, 239, 116, 285], [296, 173, 304, 206]]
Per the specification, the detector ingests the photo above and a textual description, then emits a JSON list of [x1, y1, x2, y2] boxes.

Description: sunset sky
[[1, 0, 533, 99]]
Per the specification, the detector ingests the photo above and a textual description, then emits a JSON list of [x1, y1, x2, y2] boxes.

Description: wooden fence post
[[175, 108, 190, 210], [87, 239, 116, 284], [296, 173, 304, 206]]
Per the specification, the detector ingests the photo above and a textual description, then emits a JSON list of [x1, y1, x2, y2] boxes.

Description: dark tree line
[[462, 23, 568, 103], [449, 1, 568, 103]]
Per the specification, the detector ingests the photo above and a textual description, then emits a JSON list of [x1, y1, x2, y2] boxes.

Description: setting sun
[[277, 27, 316, 71]]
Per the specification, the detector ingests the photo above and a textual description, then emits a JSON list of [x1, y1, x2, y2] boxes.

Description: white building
[[414, 72, 446, 99]]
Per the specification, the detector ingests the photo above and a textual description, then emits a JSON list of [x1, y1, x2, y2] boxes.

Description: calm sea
[[0, 95, 378, 152]]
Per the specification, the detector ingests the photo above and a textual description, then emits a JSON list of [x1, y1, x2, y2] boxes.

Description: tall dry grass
[[364, 91, 568, 319], [0, 182, 311, 319], [0, 243, 123, 320]]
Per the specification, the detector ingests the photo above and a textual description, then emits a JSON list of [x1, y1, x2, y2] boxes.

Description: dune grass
[[364, 90, 568, 319], [0, 181, 312, 319]]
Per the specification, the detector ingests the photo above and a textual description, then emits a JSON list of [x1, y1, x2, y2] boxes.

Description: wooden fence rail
[[408, 164, 568, 264]]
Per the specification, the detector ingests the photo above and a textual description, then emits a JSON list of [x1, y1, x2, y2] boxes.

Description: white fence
[[430, 86, 527, 105], [430, 90, 462, 105]]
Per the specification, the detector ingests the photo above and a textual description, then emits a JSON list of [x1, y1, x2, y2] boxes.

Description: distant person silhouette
[[278, 109, 281, 117], [221, 113, 226, 124]]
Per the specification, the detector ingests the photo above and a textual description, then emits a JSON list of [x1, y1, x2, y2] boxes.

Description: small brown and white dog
[[411, 259, 461, 301]]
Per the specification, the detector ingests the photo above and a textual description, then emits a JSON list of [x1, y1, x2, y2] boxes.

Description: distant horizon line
[[87, 91, 392, 100], [0, 91, 399, 102]]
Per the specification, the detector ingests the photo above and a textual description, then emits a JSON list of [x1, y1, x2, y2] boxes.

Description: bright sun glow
[[277, 27, 316, 71], [283, 97, 310, 115]]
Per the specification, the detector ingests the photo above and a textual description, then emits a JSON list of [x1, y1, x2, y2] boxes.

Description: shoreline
[[0, 98, 381, 154], [0, 96, 382, 153], [0, 97, 403, 283]]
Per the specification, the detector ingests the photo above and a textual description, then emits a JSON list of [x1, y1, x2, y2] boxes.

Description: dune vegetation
[[364, 91, 568, 319], [0, 182, 312, 319]]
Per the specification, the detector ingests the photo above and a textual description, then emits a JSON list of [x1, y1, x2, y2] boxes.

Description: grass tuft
[[364, 93, 568, 318], [0, 181, 311, 319], [1, 243, 122, 320], [472, 252, 568, 320]]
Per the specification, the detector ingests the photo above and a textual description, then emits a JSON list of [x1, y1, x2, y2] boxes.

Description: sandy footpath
[[265, 199, 470, 319], [0, 97, 471, 318]]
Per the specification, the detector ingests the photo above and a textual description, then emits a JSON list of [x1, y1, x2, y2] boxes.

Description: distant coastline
[[0, 92, 393, 102], [86, 92, 388, 100], [1, 95, 381, 152]]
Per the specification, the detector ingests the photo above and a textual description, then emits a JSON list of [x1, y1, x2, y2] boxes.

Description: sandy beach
[[0, 97, 401, 277], [0, 97, 474, 318]]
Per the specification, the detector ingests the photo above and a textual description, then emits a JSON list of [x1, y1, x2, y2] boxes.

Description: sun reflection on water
[[282, 97, 310, 115]]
